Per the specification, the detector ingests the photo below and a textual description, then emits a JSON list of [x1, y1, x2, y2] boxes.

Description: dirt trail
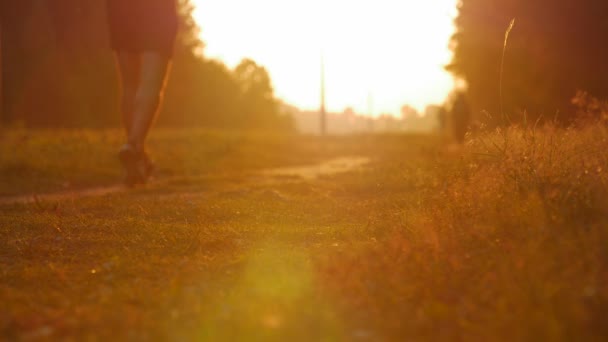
[[0, 157, 370, 205], [261, 157, 369, 180]]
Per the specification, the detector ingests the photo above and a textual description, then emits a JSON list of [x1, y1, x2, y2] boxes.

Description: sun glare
[[191, 0, 458, 116]]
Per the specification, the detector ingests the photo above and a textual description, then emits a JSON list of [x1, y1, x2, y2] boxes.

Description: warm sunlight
[[5, 2, 608, 340], [191, 0, 459, 116]]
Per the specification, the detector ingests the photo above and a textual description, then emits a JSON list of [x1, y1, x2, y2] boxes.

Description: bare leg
[[128, 52, 171, 152], [115, 52, 141, 137]]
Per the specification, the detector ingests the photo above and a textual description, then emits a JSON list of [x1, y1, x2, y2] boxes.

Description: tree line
[[0, 0, 293, 130], [448, 0, 608, 125]]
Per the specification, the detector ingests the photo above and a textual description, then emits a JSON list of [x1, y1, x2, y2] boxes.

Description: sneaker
[[118, 144, 147, 187]]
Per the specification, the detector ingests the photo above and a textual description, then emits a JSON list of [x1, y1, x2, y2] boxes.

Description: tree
[[1, 0, 115, 127], [447, 0, 608, 125], [0, 0, 292, 130], [0, 0, 36, 124], [400, 105, 418, 120], [233, 58, 291, 130]]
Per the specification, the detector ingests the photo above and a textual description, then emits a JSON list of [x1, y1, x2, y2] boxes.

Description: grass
[[1, 124, 607, 340], [319, 122, 608, 340], [0, 128, 396, 196], [500, 18, 516, 123]]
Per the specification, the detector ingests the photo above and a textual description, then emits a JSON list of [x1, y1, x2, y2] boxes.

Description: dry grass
[[318, 121, 608, 341], [1, 123, 607, 340]]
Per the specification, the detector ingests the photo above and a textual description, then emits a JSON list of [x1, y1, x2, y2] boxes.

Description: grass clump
[[317, 120, 608, 341]]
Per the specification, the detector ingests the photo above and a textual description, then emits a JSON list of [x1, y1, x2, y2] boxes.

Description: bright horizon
[[191, 0, 458, 117]]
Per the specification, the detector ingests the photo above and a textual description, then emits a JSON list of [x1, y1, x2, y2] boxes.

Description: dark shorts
[[106, 0, 178, 55]]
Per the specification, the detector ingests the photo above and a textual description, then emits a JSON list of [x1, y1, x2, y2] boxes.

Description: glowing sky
[[191, 0, 458, 116]]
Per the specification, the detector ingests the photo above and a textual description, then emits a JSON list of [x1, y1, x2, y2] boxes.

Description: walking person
[[451, 92, 471, 144], [106, 0, 178, 186]]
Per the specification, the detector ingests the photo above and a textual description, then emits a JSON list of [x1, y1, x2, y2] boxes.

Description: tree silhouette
[[233, 58, 282, 128], [448, 0, 608, 125], [0, 0, 36, 123], [0, 0, 292, 130]]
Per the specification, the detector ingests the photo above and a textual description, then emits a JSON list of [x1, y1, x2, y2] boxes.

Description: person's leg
[[115, 52, 141, 137], [128, 51, 171, 153]]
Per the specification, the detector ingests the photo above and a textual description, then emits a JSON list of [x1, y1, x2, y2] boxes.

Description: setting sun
[[191, 0, 458, 116]]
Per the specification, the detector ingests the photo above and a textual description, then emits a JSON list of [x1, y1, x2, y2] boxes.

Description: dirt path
[[0, 157, 370, 205], [261, 157, 369, 180]]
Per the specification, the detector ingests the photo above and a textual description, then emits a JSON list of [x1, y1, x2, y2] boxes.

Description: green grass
[[1, 126, 607, 340]]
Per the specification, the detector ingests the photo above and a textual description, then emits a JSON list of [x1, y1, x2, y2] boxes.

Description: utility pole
[[367, 91, 374, 132], [320, 53, 327, 136]]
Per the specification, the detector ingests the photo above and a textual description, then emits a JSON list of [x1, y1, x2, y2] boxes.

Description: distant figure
[[451, 92, 471, 144], [437, 106, 447, 133], [106, 0, 178, 186]]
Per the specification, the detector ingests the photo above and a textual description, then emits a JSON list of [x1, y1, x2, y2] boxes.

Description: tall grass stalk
[[500, 19, 516, 124], [496, 18, 516, 155]]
